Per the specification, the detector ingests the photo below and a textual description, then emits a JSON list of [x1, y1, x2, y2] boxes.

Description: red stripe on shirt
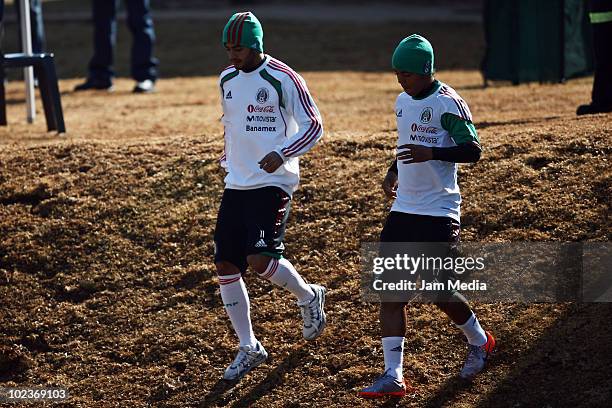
[[439, 87, 470, 121], [441, 86, 471, 120], [267, 60, 321, 156], [284, 122, 321, 156], [266, 64, 318, 155]]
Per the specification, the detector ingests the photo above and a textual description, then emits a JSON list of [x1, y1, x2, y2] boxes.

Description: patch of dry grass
[[1, 70, 610, 407]]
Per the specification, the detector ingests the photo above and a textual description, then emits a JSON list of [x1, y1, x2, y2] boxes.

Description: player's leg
[[214, 189, 267, 380], [360, 212, 409, 398], [429, 217, 495, 380], [86, 0, 117, 88], [245, 187, 326, 340], [125, 0, 158, 92]]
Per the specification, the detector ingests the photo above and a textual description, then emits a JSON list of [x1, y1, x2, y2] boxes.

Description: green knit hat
[[222, 12, 264, 52], [392, 34, 434, 75]]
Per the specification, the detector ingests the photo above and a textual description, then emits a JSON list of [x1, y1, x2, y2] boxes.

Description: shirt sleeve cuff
[[275, 147, 290, 162]]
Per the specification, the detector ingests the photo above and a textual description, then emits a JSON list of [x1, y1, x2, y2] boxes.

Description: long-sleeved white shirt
[[392, 81, 475, 222], [219, 56, 324, 195]]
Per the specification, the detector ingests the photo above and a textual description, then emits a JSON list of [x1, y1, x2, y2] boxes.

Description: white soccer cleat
[[223, 341, 268, 381], [459, 331, 496, 380], [298, 284, 327, 340]]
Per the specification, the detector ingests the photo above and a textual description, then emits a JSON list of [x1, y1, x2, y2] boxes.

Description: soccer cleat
[[298, 284, 327, 340], [459, 330, 496, 380], [358, 370, 407, 398], [223, 341, 268, 381]]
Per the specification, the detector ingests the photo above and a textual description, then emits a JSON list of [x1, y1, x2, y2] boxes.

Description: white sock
[[219, 274, 257, 348], [382, 337, 404, 381], [457, 313, 487, 346], [259, 258, 314, 303]]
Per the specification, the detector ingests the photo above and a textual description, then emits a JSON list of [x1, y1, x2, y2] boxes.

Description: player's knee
[[246, 254, 271, 274], [216, 261, 241, 277]]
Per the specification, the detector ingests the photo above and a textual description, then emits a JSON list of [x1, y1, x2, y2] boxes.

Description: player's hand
[[397, 144, 433, 164], [382, 171, 398, 199], [258, 151, 284, 173]]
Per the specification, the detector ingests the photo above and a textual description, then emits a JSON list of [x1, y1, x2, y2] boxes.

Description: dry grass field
[[0, 15, 611, 408]]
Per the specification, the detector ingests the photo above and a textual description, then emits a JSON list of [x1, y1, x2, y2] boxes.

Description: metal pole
[[19, 0, 36, 123]]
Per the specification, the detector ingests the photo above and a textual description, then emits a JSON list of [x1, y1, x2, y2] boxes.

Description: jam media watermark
[[360, 242, 611, 303]]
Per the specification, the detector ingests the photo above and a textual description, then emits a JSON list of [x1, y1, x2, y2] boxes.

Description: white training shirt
[[392, 81, 474, 222], [219, 56, 324, 195]]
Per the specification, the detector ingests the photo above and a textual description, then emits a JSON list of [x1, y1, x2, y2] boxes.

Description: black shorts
[[380, 212, 461, 300], [214, 187, 291, 273], [381, 211, 461, 243]]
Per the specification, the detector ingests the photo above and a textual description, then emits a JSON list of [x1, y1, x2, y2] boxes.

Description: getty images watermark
[[360, 242, 611, 303]]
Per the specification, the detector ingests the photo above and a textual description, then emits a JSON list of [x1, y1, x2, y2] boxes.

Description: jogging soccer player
[[214, 12, 326, 381], [359, 35, 496, 398]]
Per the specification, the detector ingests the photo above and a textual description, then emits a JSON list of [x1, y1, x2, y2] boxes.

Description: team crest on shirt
[[420, 107, 433, 124], [256, 87, 269, 104]]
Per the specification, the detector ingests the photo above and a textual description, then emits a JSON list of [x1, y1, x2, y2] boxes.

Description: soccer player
[[359, 35, 496, 398], [215, 12, 327, 381]]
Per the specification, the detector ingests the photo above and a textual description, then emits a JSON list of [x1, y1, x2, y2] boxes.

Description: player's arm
[[219, 125, 228, 171], [259, 74, 324, 173], [397, 113, 481, 164], [218, 81, 228, 170], [382, 159, 399, 199]]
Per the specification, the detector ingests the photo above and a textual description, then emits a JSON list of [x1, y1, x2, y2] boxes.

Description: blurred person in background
[[74, 0, 158, 93], [577, 0, 612, 115], [15, 0, 45, 54]]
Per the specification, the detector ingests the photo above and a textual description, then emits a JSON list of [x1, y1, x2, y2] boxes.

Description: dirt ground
[[0, 15, 611, 408]]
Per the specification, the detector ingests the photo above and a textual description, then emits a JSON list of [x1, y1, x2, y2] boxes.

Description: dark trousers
[[14, 0, 45, 53], [88, 0, 158, 83], [589, 0, 612, 107]]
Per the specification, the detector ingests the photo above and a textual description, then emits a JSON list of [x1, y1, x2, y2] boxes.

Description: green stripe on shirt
[[260, 69, 285, 108], [441, 112, 480, 145], [220, 70, 239, 89]]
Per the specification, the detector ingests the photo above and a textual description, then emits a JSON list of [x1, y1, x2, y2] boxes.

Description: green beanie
[[222, 12, 264, 52], [392, 34, 434, 75]]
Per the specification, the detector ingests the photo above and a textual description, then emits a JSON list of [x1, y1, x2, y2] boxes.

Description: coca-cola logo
[[411, 123, 438, 134], [247, 104, 275, 113]]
